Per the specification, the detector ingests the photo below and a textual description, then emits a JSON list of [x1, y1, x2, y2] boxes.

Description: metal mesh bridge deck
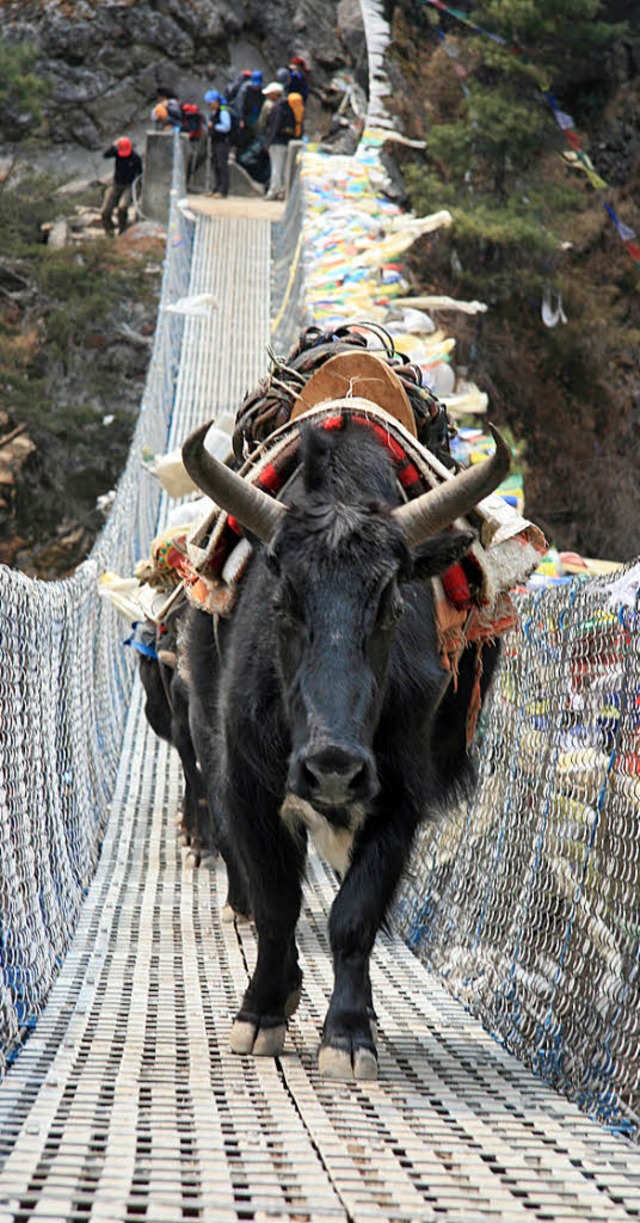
[[2, 213, 640, 1223]]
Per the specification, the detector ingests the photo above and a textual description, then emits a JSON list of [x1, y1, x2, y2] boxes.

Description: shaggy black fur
[[138, 619, 214, 862], [185, 418, 500, 1071]]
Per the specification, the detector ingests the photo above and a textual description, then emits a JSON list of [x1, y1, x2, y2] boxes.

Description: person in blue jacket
[[204, 91, 232, 198]]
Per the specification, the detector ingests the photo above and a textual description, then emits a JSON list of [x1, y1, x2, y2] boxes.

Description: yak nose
[[290, 745, 378, 806]]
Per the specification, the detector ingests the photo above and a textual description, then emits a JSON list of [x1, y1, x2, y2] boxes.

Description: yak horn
[[182, 422, 287, 544], [393, 424, 511, 548]]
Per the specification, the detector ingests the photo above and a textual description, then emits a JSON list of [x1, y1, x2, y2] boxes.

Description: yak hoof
[[354, 1048, 379, 1080], [254, 1024, 286, 1056], [318, 1044, 378, 1081], [230, 1019, 286, 1057], [230, 1020, 259, 1054]]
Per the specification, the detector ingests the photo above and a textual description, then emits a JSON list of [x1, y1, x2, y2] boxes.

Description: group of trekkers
[[152, 58, 308, 200], [100, 57, 308, 234]]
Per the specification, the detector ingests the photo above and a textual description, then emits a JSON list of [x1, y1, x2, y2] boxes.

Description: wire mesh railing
[[1, 121, 640, 1149], [0, 135, 194, 1075], [396, 564, 640, 1135], [270, 155, 308, 354]]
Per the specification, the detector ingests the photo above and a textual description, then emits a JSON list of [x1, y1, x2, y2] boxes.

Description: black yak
[[139, 629, 252, 911], [181, 408, 510, 1078], [137, 616, 214, 864]]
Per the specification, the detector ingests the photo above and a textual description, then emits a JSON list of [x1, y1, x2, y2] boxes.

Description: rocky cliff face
[[0, 0, 346, 150]]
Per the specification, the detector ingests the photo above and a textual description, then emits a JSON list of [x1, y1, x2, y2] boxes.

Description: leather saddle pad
[[289, 350, 418, 437]]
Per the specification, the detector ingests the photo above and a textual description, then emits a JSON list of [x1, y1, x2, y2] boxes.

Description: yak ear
[[411, 529, 476, 580]]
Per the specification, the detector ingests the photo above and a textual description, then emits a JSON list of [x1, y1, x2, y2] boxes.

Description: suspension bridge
[[2, 4, 640, 1219]]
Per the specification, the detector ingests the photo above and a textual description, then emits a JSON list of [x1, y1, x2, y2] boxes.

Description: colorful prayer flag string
[[425, 0, 518, 50], [603, 204, 640, 266], [420, 0, 638, 271], [544, 92, 608, 189]]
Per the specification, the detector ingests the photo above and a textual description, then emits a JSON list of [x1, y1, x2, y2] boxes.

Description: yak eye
[[377, 580, 404, 630]]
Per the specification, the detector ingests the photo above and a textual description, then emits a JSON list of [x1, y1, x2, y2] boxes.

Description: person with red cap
[[101, 136, 143, 235], [288, 56, 310, 102]]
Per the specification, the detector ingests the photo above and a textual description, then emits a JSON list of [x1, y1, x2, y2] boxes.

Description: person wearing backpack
[[257, 81, 280, 139], [151, 100, 182, 130], [179, 101, 206, 188], [101, 136, 143, 234], [235, 70, 265, 151], [263, 82, 295, 200], [152, 87, 183, 131], [151, 91, 204, 187], [226, 69, 252, 107], [204, 90, 232, 198], [180, 102, 204, 140]]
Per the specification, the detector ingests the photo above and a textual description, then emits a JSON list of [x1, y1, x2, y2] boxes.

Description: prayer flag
[[604, 203, 637, 243]]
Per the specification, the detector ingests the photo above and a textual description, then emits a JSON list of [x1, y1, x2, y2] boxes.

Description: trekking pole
[[205, 140, 211, 194]]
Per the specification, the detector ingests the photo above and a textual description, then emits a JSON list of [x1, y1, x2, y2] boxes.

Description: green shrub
[[0, 41, 49, 139]]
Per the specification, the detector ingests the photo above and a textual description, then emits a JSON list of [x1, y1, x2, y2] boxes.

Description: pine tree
[[402, 0, 629, 292], [0, 41, 48, 140]]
